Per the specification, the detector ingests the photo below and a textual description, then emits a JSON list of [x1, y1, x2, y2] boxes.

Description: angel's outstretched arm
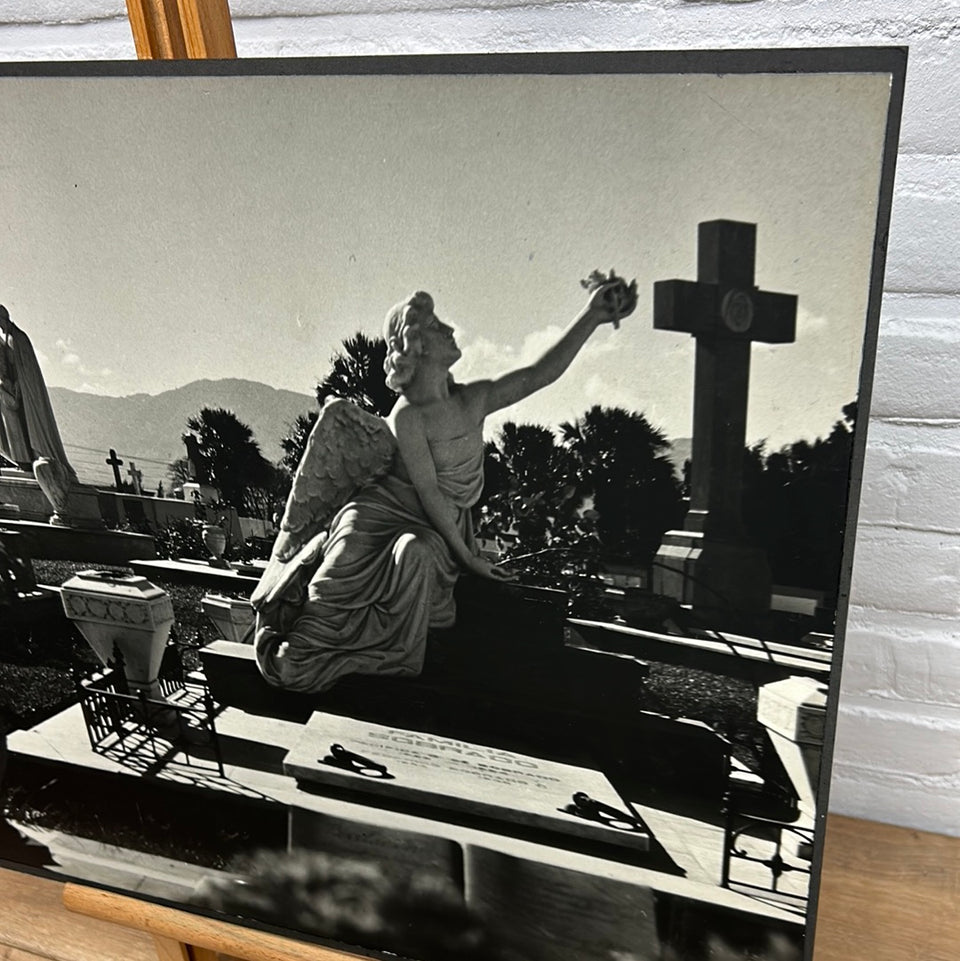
[[393, 404, 512, 581], [463, 280, 636, 419]]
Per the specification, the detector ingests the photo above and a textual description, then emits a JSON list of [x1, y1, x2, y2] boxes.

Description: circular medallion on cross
[[721, 289, 755, 333]]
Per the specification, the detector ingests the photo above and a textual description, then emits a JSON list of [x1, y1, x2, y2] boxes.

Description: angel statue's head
[[383, 290, 457, 393]]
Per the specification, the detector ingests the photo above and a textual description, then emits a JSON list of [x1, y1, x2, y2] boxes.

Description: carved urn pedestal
[[61, 570, 175, 700], [0, 465, 103, 528], [200, 592, 254, 643], [757, 674, 828, 859]]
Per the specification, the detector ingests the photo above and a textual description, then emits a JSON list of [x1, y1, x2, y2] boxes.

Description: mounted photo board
[[0, 47, 905, 961]]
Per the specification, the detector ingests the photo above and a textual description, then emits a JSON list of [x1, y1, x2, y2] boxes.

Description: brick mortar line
[[844, 599, 960, 615], [845, 690, 960, 709], [881, 289, 960, 297], [5, 4, 960, 28], [846, 618, 960, 631], [0, 15, 129, 28], [841, 689, 960, 710], [864, 442, 960, 452], [856, 520, 960, 536], [870, 417, 960, 427], [831, 765, 960, 790]]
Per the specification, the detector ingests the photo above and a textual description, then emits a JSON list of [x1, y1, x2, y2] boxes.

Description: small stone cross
[[127, 461, 143, 496], [105, 448, 124, 489]]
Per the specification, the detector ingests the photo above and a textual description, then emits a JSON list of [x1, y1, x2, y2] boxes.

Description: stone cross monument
[[652, 220, 797, 614], [127, 461, 143, 496], [105, 448, 124, 489]]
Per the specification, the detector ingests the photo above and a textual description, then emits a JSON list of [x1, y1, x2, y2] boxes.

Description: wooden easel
[[63, 882, 362, 961], [38, 11, 960, 958], [124, 0, 237, 60], [57, 11, 362, 961]]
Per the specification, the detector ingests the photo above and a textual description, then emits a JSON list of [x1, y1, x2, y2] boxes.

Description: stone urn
[[61, 569, 174, 699], [202, 523, 228, 568]]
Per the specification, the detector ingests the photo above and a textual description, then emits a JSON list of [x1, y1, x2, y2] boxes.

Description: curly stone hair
[[382, 290, 436, 392]]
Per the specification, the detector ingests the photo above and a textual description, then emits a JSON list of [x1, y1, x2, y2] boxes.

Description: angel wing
[[250, 398, 396, 611]]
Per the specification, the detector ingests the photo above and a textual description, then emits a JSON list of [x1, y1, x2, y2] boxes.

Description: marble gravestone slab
[[284, 713, 651, 854], [464, 846, 660, 961]]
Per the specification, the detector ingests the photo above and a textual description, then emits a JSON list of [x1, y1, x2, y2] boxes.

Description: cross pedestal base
[[0, 470, 104, 528], [45, 483, 107, 530], [653, 530, 771, 615]]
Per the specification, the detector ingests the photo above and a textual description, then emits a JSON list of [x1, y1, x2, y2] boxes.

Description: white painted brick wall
[[2, 0, 959, 836]]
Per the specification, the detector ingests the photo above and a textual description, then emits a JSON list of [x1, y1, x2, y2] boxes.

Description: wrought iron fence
[[76, 661, 224, 778]]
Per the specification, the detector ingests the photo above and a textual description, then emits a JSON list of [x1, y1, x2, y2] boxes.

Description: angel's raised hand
[[582, 271, 639, 328], [616, 278, 639, 321]]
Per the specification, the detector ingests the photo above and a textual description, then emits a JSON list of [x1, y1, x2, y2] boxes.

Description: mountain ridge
[[48, 378, 317, 489], [44, 377, 692, 490]]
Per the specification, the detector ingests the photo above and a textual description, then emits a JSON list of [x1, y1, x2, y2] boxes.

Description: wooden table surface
[[0, 814, 957, 961]]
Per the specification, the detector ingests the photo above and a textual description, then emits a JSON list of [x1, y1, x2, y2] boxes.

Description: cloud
[[56, 338, 80, 368], [455, 323, 619, 384], [583, 373, 609, 401], [797, 306, 829, 333], [453, 337, 516, 381], [55, 338, 113, 381]]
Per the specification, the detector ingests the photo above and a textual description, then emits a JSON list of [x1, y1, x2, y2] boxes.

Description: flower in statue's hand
[[580, 269, 638, 329]]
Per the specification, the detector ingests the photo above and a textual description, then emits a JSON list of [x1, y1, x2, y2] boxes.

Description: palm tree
[[494, 421, 580, 545], [278, 410, 319, 475], [476, 422, 589, 585], [181, 407, 273, 514], [560, 405, 682, 564], [279, 333, 396, 475], [742, 400, 857, 590], [317, 332, 396, 417]]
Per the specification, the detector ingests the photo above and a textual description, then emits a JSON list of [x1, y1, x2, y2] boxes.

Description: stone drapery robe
[[255, 425, 484, 693], [0, 320, 76, 479]]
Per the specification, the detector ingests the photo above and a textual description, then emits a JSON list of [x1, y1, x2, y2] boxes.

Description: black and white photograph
[[0, 49, 903, 961]]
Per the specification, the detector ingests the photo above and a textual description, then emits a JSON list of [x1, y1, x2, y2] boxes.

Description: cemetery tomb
[[200, 637, 731, 803], [284, 712, 654, 859]]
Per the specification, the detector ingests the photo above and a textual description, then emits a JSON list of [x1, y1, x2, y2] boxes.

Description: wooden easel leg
[[154, 937, 221, 961], [153, 935, 192, 961], [177, 0, 238, 58], [191, 947, 221, 961], [125, 0, 236, 60], [65, 881, 359, 960], [125, 0, 188, 59]]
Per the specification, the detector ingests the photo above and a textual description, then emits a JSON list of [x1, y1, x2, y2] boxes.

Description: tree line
[[168, 333, 855, 593]]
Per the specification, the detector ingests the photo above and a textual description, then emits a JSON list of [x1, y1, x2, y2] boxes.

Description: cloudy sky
[[0, 66, 892, 450]]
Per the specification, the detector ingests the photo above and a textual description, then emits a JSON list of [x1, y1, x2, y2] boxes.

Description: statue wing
[[250, 398, 396, 610], [275, 397, 397, 562]]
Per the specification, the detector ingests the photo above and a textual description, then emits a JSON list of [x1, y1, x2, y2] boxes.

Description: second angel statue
[[252, 276, 637, 693]]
